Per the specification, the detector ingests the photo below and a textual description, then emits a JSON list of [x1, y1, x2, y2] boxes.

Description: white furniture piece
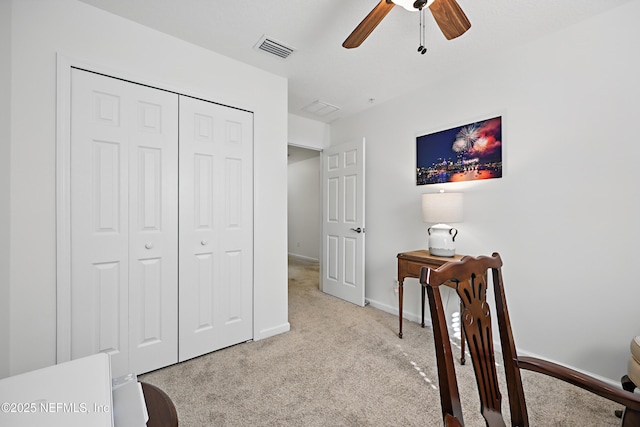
[[0, 354, 114, 427], [0, 354, 175, 427], [112, 374, 149, 427]]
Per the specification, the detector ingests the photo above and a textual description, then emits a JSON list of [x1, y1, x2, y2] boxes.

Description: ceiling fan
[[343, 0, 471, 49]]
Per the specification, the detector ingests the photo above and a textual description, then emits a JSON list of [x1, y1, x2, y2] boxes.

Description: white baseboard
[[366, 297, 621, 387], [514, 348, 621, 388], [255, 322, 290, 341], [367, 298, 424, 325], [287, 253, 319, 263]]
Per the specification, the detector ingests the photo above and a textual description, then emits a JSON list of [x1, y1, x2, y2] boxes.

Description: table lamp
[[422, 191, 463, 257]]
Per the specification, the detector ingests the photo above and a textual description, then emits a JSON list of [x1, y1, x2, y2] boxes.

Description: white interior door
[[321, 138, 366, 306], [178, 96, 254, 362], [69, 69, 178, 377]]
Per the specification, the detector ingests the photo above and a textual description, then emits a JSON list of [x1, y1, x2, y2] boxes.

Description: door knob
[[201, 240, 208, 246], [350, 227, 363, 233], [145, 243, 153, 249]]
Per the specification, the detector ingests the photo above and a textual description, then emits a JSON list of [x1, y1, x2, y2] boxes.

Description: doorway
[[287, 145, 321, 286]]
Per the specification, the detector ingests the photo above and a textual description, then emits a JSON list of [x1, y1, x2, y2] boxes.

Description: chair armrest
[[517, 356, 640, 411]]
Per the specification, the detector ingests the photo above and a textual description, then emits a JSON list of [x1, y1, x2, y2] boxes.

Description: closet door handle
[[145, 243, 153, 249], [201, 240, 208, 246]]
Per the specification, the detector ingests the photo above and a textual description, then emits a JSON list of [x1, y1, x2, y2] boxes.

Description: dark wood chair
[[141, 382, 179, 427], [419, 253, 640, 427]]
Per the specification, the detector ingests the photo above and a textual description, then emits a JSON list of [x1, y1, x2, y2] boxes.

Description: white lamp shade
[[422, 192, 464, 224]]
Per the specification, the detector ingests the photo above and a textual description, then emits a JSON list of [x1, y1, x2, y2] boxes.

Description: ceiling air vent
[[301, 100, 341, 117], [254, 35, 296, 59]]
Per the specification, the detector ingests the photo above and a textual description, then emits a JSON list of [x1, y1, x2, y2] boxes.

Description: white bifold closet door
[[178, 96, 253, 362], [70, 69, 179, 377], [67, 68, 254, 377]]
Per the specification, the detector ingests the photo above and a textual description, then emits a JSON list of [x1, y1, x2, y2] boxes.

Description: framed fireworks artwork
[[416, 116, 502, 185]]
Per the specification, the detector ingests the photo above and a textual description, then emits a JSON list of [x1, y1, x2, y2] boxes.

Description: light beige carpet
[[140, 257, 622, 426]]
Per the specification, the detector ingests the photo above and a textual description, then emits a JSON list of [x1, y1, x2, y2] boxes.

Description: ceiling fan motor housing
[[413, 0, 428, 10]]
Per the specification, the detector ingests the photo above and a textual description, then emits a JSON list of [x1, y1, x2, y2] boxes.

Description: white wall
[[288, 113, 330, 150], [0, 0, 12, 379], [331, 1, 640, 383], [288, 155, 321, 261], [6, 0, 289, 377]]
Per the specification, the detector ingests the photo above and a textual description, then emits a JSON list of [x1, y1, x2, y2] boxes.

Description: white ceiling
[[79, 0, 631, 123]]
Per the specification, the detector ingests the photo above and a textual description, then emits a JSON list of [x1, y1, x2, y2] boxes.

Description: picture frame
[[416, 116, 502, 185]]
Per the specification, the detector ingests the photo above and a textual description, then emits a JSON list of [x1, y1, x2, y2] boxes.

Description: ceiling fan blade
[[429, 0, 471, 40], [343, 0, 395, 49]]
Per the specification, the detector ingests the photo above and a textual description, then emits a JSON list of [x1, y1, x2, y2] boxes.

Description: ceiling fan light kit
[[391, 0, 414, 11], [392, 0, 434, 11], [342, 0, 470, 49]]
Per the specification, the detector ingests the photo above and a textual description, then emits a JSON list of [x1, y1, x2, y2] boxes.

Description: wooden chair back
[[420, 253, 527, 426], [420, 252, 640, 426]]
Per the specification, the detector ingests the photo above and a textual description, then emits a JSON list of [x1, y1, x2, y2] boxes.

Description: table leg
[[459, 300, 466, 365], [398, 280, 404, 338], [421, 285, 426, 328]]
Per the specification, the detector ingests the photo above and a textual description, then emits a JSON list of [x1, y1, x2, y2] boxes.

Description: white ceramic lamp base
[[428, 223, 458, 257]]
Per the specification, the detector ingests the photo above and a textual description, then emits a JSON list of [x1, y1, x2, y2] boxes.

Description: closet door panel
[[219, 116, 253, 346], [179, 96, 253, 362], [70, 69, 178, 377], [128, 85, 179, 375], [71, 70, 131, 376]]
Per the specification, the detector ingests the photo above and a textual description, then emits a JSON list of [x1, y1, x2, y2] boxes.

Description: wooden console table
[[397, 250, 466, 364]]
